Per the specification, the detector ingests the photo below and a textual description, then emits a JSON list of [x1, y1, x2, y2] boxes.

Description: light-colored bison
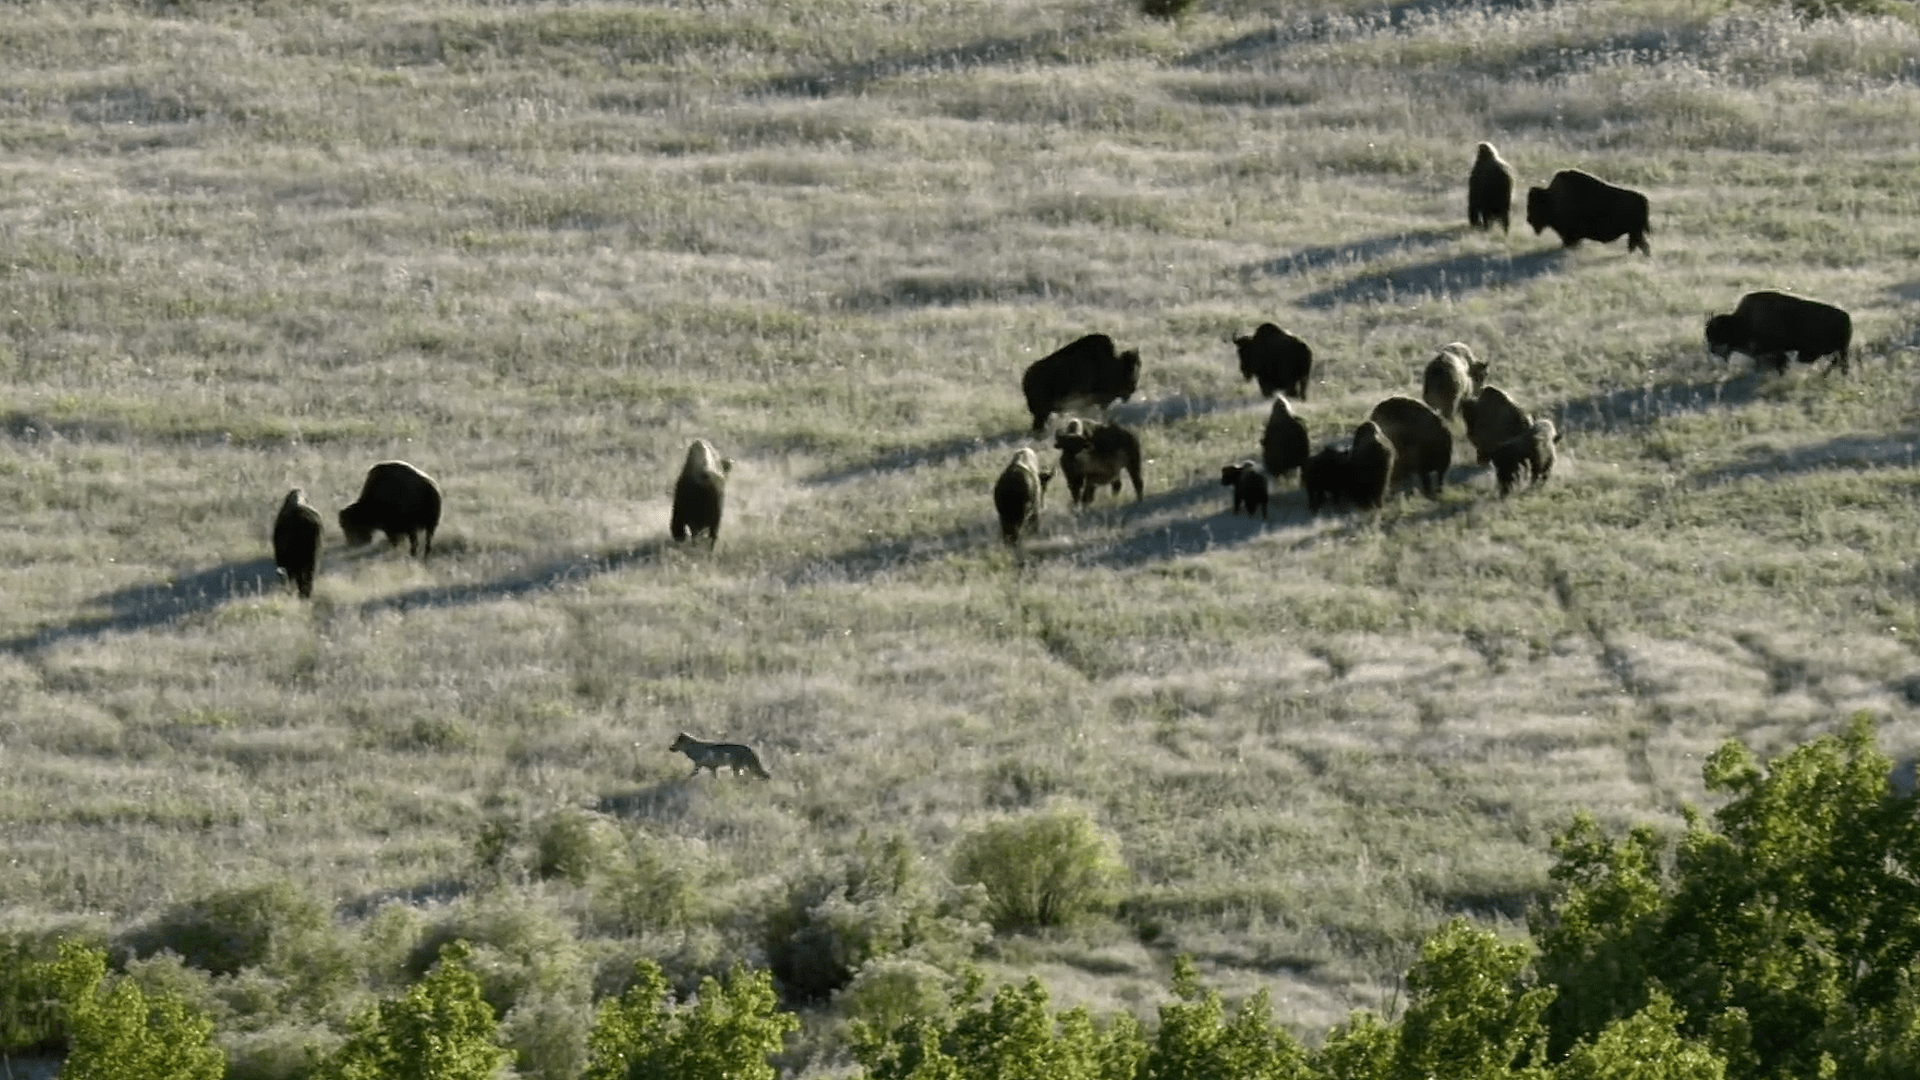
[[1421, 343, 1489, 422], [1491, 418, 1560, 497], [1367, 396, 1452, 497], [1233, 323, 1313, 400], [1022, 333, 1141, 433], [1460, 385, 1533, 467], [993, 448, 1054, 544], [1261, 396, 1312, 478], [1705, 290, 1852, 376], [1526, 169, 1650, 255], [670, 439, 732, 549], [1054, 418, 1143, 507], [1220, 460, 1269, 520], [1347, 421, 1395, 510], [339, 461, 441, 557], [272, 488, 323, 598], [1468, 143, 1515, 232]]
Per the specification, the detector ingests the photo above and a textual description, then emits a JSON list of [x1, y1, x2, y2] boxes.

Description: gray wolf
[[671, 732, 770, 779]]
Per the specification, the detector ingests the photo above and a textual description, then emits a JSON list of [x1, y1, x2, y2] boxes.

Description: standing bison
[[670, 439, 733, 549], [1347, 422, 1395, 510], [1460, 385, 1533, 466], [1021, 333, 1141, 433], [1526, 169, 1651, 255], [1421, 343, 1488, 422], [1260, 396, 1312, 479], [993, 448, 1053, 544], [1367, 396, 1453, 497], [1705, 291, 1853, 375], [1054, 418, 1143, 507], [1468, 143, 1515, 232], [339, 461, 441, 558], [1301, 445, 1351, 515], [272, 488, 323, 598], [1233, 323, 1313, 400], [1220, 460, 1269, 520], [1491, 419, 1560, 497]]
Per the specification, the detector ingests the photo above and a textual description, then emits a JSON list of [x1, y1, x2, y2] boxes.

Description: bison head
[[1525, 187, 1553, 235], [1704, 314, 1741, 360], [337, 504, 374, 547]]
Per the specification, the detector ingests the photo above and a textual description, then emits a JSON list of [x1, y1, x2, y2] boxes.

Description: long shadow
[[1247, 227, 1462, 280], [761, 19, 1116, 97], [357, 539, 671, 617], [4, 557, 284, 654], [597, 780, 699, 821], [1297, 247, 1565, 309], [1551, 371, 1762, 435], [1691, 430, 1920, 487]]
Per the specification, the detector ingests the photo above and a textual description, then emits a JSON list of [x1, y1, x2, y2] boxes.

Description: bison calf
[[272, 488, 323, 598], [1022, 333, 1141, 433], [1233, 323, 1313, 400], [1220, 460, 1269, 520], [994, 448, 1054, 544], [1468, 143, 1515, 232], [1347, 421, 1395, 509], [1421, 343, 1488, 422], [1054, 418, 1144, 507], [671, 439, 733, 549], [1491, 419, 1561, 497], [1526, 169, 1651, 256], [339, 461, 441, 557], [1706, 290, 1852, 376]]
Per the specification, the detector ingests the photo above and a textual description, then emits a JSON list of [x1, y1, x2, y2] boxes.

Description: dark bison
[[1706, 290, 1853, 375], [339, 461, 441, 557], [1526, 169, 1651, 255], [272, 488, 323, 598], [1347, 421, 1395, 509], [1261, 396, 1312, 478], [1301, 445, 1351, 515], [1460, 385, 1532, 466], [1421, 343, 1488, 422], [1367, 396, 1453, 497], [1468, 143, 1515, 232], [994, 448, 1054, 544], [1233, 323, 1313, 400], [671, 439, 732, 549], [1054, 418, 1143, 507], [1491, 419, 1560, 497], [1021, 333, 1141, 433], [1220, 460, 1269, 520]]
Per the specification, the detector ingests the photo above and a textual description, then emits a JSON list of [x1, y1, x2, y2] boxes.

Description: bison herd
[[268, 144, 1861, 591]]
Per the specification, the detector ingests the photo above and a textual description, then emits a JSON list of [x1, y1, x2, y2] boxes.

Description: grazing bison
[[1347, 421, 1395, 510], [1021, 333, 1141, 433], [1054, 418, 1144, 507], [1301, 445, 1351, 515], [1526, 169, 1651, 255], [1220, 460, 1269, 520], [1421, 343, 1489, 422], [339, 460, 441, 557], [670, 439, 733, 549], [272, 488, 323, 598], [1468, 143, 1515, 232], [1233, 323, 1313, 400], [1460, 385, 1533, 466], [1367, 396, 1453, 497], [1491, 418, 1560, 497], [1261, 396, 1312, 478], [1705, 290, 1853, 376], [993, 448, 1054, 544]]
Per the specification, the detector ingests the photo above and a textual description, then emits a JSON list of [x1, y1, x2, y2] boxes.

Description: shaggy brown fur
[[1526, 169, 1651, 255], [1468, 143, 1515, 232], [338, 461, 441, 557], [994, 448, 1054, 544], [1301, 445, 1350, 514], [1054, 418, 1144, 507], [1022, 333, 1142, 433], [671, 439, 734, 549], [272, 488, 323, 598], [1233, 323, 1313, 400], [1706, 290, 1852, 376], [1421, 343, 1489, 422], [1491, 419, 1561, 496], [1220, 460, 1269, 520], [1460, 385, 1533, 466], [1260, 396, 1312, 478], [1366, 396, 1453, 497], [1346, 421, 1395, 509]]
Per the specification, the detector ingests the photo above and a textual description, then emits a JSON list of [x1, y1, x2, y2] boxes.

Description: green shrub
[[38, 939, 226, 1080], [407, 891, 588, 1022], [534, 808, 607, 885], [1, 923, 99, 1051], [502, 989, 593, 1080], [1144, 955, 1312, 1080], [597, 830, 709, 936], [1558, 990, 1726, 1080], [584, 959, 798, 1080], [329, 940, 511, 1080], [1395, 919, 1553, 1080], [852, 968, 1145, 1080], [118, 880, 354, 1022], [951, 807, 1126, 933]]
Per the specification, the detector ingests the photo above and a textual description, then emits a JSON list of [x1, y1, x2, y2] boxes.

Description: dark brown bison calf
[[272, 488, 323, 598], [1054, 418, 1144, 507], [1220, 460, 1269, 520], [339, 461, 441, 557], [1468, 143, 1515, 232], [1706, 290, 1853, 376], [1491, 419, 1561, 497], [671, 439, 733, 549]]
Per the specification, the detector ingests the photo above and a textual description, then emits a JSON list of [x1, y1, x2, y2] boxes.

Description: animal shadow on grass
[[1246, 227, 1462, 280], [1691, 430, 1920, 488], [360, 539, 671, 617], [1553, 372, 1764, 435], [3, 557, 283, 654], [1297, 247, 1565, 309], [598, 780, 699, 821]]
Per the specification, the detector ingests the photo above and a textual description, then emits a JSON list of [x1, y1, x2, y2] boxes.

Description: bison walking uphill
[[339, 461, 441, 558], [1706, 291, 1853, 375], [272, 488, 324, 598], [993, 448, 1053, 545], [1526, 169, 1651, 255], [1021, 333, 1141, 433], [1233, 323, 1313, 400], [1467, 143, 1515, 232], [670, 439, 733, 549]]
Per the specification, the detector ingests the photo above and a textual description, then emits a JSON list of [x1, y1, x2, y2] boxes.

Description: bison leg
[[1629, 232, 1650, 256]]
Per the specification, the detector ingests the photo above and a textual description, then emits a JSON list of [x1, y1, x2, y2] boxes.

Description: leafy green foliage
[[584, 959, 797, 1080], [1394, 919, 1553, 1080], [1557, 990, 1726, 1080], [38, 939, 226, 1080], [533, 809, 605, 886], [328, 940, 511, 1080], [951, 808, 1126, 933], [853, 968, 1144, 1080], [1144, 956, 1313, 1080]]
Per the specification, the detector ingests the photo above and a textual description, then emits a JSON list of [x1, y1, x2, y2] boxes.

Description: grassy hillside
[[4, 0, 1920, 1071]]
